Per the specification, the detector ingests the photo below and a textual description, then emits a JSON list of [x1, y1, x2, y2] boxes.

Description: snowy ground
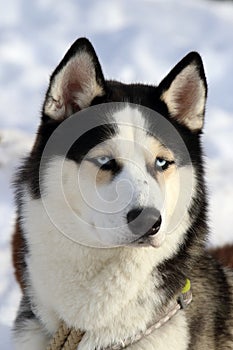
[[1, 0, 233, 348]]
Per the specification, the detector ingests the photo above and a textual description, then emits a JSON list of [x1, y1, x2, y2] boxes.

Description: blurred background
[[1, 0, 233, 348]]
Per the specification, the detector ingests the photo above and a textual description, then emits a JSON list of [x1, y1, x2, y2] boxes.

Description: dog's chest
[[77, 311, 189, 350]]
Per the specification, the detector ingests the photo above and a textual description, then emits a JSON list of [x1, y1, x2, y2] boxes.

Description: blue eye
[[155, 158, 173, 171], [96, 156, 111, 165], [156, 158, 167, 167], [88, 155, 121, 173]]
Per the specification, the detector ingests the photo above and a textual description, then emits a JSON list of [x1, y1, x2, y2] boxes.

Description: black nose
[[127, 207, 162, 236]]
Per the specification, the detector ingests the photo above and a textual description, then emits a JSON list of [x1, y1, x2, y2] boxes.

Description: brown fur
[[209, 245, 233, 269], [12, 220, 25, 291]]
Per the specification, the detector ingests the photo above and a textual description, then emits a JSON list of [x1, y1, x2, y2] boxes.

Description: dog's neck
[[71, 244, 161, 282], [56, 243, 190, 350], [63, 245, 167, 346], [56, 243, 170, 325]]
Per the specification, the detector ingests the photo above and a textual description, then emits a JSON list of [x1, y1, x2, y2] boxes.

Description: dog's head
[[26, 38, 207, 248]]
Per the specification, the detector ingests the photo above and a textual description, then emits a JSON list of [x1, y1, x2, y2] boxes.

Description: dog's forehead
[[106, 105, 156, 157], [108, 104, 176, 159], [112, 105, 146, 130], [111, 105, 149, 143]]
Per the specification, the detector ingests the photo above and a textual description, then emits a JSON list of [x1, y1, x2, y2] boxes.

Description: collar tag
[[178, 279, 192, 309]]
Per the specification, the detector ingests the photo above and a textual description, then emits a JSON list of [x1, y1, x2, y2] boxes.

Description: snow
[[1, 0, 233, 347]]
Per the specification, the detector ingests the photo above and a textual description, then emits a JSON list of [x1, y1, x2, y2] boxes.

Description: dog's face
[[30, 38, 207, 248]]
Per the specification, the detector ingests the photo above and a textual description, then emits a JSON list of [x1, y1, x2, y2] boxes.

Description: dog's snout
[[127, 207, 162, 236]]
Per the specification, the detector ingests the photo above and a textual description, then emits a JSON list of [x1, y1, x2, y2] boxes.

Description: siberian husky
[[12, 38, 233, 349]]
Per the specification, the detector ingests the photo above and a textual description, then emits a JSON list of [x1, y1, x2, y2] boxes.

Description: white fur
[[13, 319, 50, 350], [18, 105, 196, 349], [78, 312, 189, 350]]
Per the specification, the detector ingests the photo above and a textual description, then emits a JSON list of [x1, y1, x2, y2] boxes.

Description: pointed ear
[[43, 38, 105, 120], [158, 52, 207, 132]]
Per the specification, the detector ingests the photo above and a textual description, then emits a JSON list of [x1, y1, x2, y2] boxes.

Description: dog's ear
[[158, 52, 207, 132], [43, 38, 105, 120]]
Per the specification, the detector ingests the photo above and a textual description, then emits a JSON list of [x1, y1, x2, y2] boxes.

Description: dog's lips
[[131, 229, 165, 248]]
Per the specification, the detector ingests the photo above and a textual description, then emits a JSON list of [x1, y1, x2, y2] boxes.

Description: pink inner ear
[[64, 81, 82, 112], [58, 54, 101, 115], [174, 76, 200, 121], [61, 59, 88, 112]]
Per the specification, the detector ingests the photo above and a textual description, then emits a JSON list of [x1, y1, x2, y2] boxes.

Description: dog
[[12, 38, 233, 350]]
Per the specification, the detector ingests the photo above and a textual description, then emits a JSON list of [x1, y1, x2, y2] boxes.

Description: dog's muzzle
[[127, 207, 162, 240]]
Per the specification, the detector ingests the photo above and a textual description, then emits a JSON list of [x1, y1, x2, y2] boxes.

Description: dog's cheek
[[162, 165, 194, 234], [163, 169, 181, 217]]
